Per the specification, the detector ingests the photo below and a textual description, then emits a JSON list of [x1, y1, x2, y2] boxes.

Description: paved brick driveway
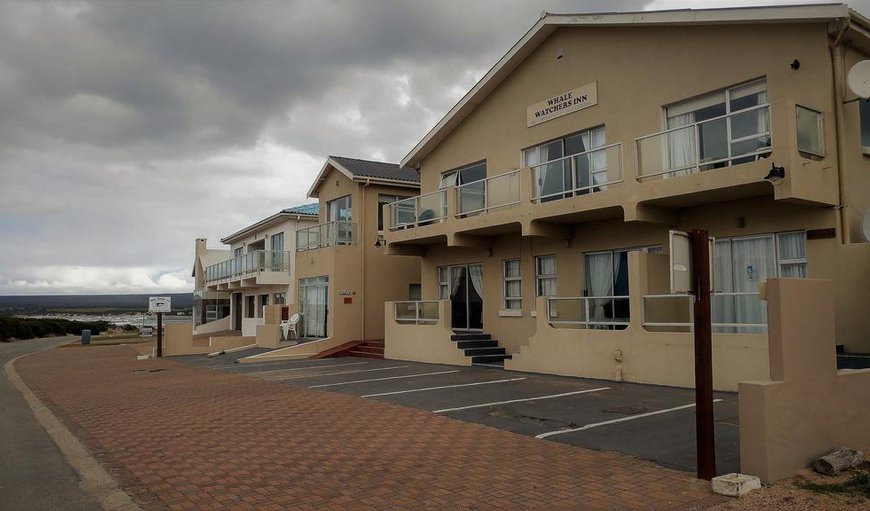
[[16, 346, 725, 510]]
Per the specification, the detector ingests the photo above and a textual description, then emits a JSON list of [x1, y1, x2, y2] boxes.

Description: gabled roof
[[282, 203, 319, 216], [400, 3, 867, 168], [192, 248, 231, 277], [307, 156, 420, 198], [220, 203, 320, 244]]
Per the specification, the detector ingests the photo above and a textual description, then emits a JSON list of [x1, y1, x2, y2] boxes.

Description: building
[[193, 203, 319, 338], [381, 4, 870, 391], [238, 156, 422, 362]]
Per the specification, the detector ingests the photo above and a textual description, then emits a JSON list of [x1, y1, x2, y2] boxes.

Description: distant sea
[[19, 312, 191, 328]]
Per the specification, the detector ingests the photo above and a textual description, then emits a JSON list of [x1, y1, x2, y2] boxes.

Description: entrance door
[[446, 264, 483, 331], [299, 276, 329, 338], [232, 293, 242, 331]]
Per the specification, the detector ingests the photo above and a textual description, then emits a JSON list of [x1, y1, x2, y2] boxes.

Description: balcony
[[295, 221, 357, 251], [204, 250, 293, 289]]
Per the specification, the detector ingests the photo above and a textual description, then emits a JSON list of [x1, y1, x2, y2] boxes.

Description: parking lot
[[177, 351, 740, 474]]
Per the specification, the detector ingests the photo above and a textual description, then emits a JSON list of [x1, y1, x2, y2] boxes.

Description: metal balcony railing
[[394, 301, 440, 325], [295, 221, 357, 251], [389, 189, 447, 230], [204, 250, 292, 283], [531, 142, 623, 203], [546, 295, 630, 328], [641, 292, 767, 332], [456, 170, 521, 216], [635, 104, 771, 180]]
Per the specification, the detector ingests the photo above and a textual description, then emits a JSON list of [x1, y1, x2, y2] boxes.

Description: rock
[[712, 473, 762, 497], [813, 448, 865, 476]]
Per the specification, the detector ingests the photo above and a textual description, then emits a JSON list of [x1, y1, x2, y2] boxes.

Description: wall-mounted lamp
[[374, 237, 383, 248], [790, 59, 801, 70], [764, 162, 785, 182]]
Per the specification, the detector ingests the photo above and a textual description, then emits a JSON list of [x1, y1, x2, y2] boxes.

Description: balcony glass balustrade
[[389, 190, 447, 230], [204, 250, 292, 283], [295, 221, 357, 251], [456, 170, 520, 216], [531, 142, 623, 203]]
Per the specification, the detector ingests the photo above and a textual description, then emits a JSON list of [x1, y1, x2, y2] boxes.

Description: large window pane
[[861, 100, 870, 150]]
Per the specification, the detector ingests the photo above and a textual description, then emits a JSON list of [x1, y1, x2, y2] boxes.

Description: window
[[776, 231, 808, 278], [524, 126, 607, 201], [233, 247, 243, 257], [438, 267, 450, 299], [245, 295, 255, 318], [860, 100, 870, 153], [664, 78, 770, 175], [796, 105, 824, 157], [327, 195, 352, 222], [584, 246, 659, 327], [408, 283, 422, 301], [503, 259, 522, 310], [270, 232, 284, 252], [438, 161, 486, 189], [257, 294, 268, 318], [378, 194, 405, 231], [273, 293, 286, 305], [535, 255, 557, 297]]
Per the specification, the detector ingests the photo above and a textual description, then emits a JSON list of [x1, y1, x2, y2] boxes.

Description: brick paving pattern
[[16, 346, 726, 510]]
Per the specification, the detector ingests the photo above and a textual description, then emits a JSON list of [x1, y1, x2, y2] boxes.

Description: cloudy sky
[[1, 0, 867, 295]]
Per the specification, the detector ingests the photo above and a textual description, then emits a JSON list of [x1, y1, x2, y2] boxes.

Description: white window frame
[[502, 259, 522, 310], [535, 255, 557, 297], [795, 105, 825, 158], [714, 231, 808, 286], [437, 266, 449, 299]]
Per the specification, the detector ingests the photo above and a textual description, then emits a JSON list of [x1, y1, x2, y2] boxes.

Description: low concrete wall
[[384, 301, 471, 367], [164, 323, 253, 356], [256, 324, 282, 349], [192, 315, 231, 336], [506, 252, 769, 391], [237, 336, 346, 363], [740, 278, 870, 483], [241, 317, 264, 337]]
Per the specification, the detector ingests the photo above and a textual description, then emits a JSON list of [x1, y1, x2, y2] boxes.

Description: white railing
[[456, 170, 521, 216], [205, 250, 292, 283], [635, 104, 771, 180], [394, 301, 440, 325], [547, 296, 630, 328], [641, 292, 767, 331], [389, 189, 447, 230], [531, 142, 623, 203], [296, 221, 357, 251]]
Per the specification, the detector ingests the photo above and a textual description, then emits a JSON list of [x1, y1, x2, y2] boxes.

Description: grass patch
[[796, 470, 870, 499]]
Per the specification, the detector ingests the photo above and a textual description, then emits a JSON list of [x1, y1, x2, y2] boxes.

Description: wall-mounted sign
[[527, 82, 598, 127], [148, 296, 171, 313], [338, 290, 356, 296]]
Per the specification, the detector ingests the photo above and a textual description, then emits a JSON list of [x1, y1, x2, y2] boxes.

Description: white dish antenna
[[863, 209, 870, 243], [847, 60, 870, 99]]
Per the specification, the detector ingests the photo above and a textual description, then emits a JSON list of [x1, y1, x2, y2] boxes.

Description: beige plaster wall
[[163, 323, 253, 356], [740, 278, 870, 483], [506, 252, 769, 391], [384, 300, 471, 366]]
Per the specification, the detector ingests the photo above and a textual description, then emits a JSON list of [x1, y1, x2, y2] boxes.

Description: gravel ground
[[707, 467, 870, 511]]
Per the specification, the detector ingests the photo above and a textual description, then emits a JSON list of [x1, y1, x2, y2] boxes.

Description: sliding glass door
[[299, 276, 329, 338]]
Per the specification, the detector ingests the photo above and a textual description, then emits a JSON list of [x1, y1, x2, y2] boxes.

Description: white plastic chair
[[281, 313, 300, 340]]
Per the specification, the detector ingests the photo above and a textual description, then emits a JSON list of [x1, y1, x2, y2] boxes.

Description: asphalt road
[[0, 337, 100, 511], [179, 353, 740, 475]]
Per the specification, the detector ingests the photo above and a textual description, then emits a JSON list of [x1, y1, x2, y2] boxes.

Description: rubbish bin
[[81, 329, 91, 346]]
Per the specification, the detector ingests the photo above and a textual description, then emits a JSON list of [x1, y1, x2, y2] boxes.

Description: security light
[[764, 162, 785, 181]]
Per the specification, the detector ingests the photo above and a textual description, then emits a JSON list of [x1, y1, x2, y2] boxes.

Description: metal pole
[[156, 312, 163, 358], [690, 229, 715, 480]]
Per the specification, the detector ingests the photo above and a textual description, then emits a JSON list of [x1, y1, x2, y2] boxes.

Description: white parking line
[[271, 365, 409, 381], [363, 377, 527, 398], [308, 370, 460, 388], [433, 387, 610, 414], [220, 359, 344, 370], [244, 361, 368, 376], [535, 399, 725, 439]]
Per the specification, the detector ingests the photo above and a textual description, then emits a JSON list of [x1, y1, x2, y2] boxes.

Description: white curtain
[[777, 232, 807, 278], [713, 240, 736, 332], [586, 253, 614, 321], [666, 113, 696, 177], [589, 127, 608, 188], [469, 264, 484, 299], [537, 256, 557, 296], [732, 237, 776, 328], [450, 267, 464, 298], [757, 91, 769, 134]]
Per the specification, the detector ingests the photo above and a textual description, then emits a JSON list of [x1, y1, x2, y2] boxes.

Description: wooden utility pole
[[690, 229, 716, 480], [156, 312, 163, 358]]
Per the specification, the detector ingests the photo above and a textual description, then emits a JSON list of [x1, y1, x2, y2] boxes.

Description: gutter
[[360, 179, 370, 342], [830, 18, 850, 245]]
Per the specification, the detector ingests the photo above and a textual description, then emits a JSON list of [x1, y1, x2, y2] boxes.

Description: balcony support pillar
[[521, 220, 572, 240], [627, 203, 678, 225]]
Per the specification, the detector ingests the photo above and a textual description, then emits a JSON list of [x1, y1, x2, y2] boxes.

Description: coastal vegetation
[[0, 317, 119, 342]]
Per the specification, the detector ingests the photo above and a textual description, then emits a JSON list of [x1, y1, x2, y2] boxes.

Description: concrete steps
[[450, 333, 511, 367]]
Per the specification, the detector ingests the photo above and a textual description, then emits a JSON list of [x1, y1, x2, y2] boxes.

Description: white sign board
[[148, 296, 171, 313], [527, 82, 598, 127], [669, 231, 693, 294]]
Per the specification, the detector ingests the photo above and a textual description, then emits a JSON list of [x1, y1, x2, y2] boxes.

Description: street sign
[[148, 296, 171, 313]]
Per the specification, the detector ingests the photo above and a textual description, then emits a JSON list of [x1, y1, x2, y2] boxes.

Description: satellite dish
[[847, 60, 870, 99], [862, 209, 870, 243]]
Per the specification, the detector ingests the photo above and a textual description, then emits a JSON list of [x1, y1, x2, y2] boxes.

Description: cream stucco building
[[193, 204, 319, 337], [381, 4, 870, 391]]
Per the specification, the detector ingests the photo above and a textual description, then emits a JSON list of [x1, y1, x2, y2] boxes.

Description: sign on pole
[[148, 296, 171, 313]]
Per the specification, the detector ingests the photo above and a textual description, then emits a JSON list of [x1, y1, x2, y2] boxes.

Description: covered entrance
[[299, 276, 329, 338], [439, 264, 483, 331], [232, 292, 242, 331]]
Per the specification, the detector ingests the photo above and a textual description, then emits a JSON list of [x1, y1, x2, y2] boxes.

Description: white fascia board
[[306, 158, 355, 199], [220, 212, 291, 244]]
